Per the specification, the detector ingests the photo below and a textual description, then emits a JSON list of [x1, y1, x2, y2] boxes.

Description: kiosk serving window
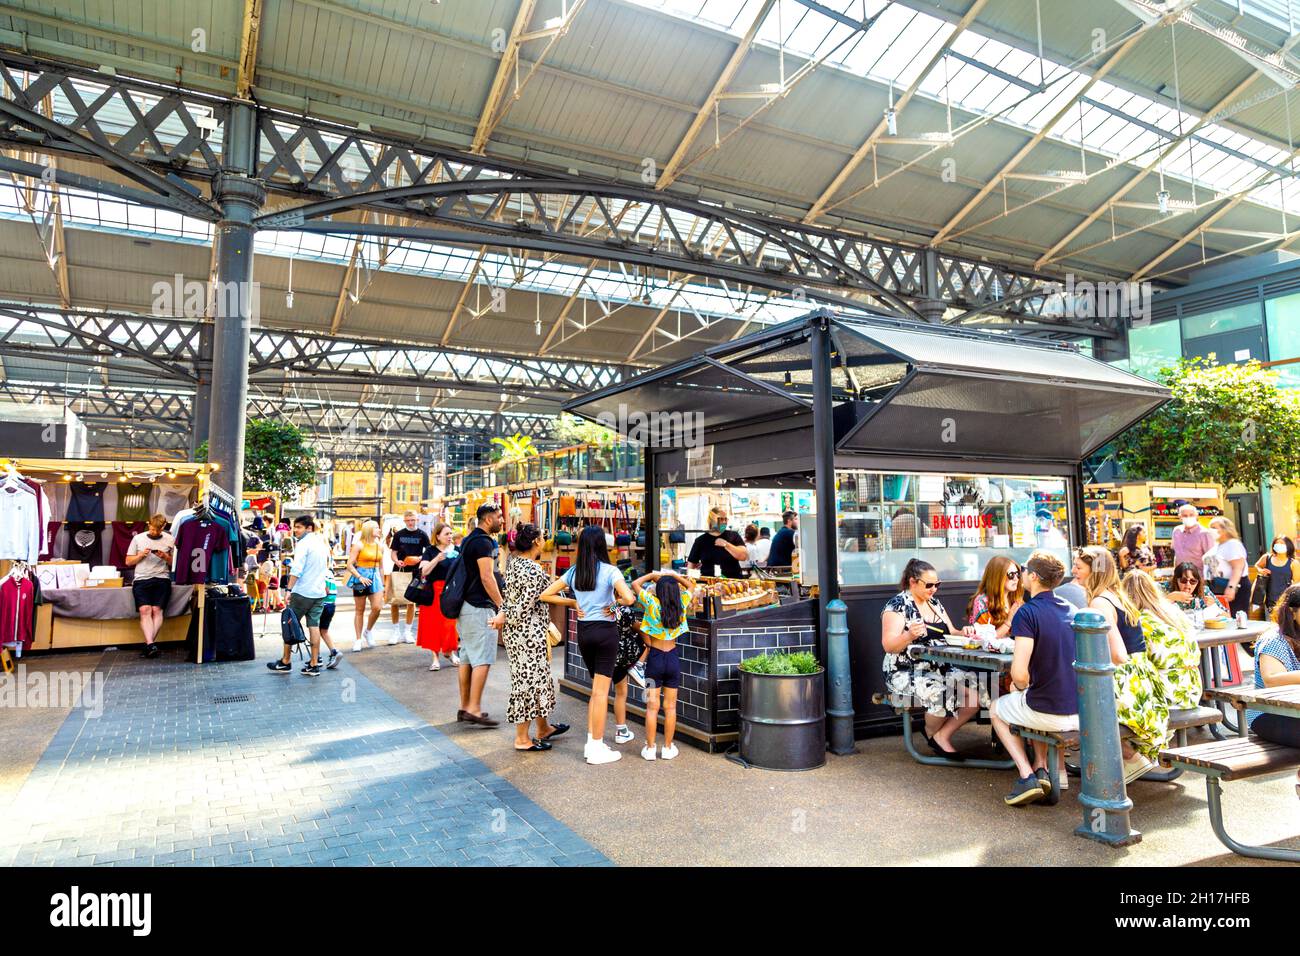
[[836, 469, 1072, 586]]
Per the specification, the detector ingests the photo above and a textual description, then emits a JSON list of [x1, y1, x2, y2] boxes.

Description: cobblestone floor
[[0, 642, 609, 867]]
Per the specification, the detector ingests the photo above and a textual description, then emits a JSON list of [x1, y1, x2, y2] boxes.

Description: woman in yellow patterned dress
[[1122, 570, 1203, 713]]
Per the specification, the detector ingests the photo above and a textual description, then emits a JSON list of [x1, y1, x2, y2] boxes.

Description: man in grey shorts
[[267, 515, 332, 677], [454, 503, 505, 726]]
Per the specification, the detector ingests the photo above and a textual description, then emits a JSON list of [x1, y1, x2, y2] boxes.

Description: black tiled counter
[[559, 599, 818, 752]]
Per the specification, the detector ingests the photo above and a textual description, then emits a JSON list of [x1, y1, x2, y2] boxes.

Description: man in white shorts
[[991, 551, 1080, 807]]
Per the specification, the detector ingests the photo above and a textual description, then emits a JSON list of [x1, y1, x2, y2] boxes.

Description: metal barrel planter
[[738, 668, 826, 771]]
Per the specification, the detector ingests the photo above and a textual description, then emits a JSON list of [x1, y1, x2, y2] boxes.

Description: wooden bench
[[1158, 736, 1300, 862], [1013, 706, 1223, 805]]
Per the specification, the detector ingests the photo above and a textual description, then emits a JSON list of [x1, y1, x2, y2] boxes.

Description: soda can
[[1235, 611, 1247, 629]]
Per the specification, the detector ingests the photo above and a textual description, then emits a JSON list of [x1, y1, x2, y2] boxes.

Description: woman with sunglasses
[[1165, 561, 1218, 614], [882, 558, 984, 758], [966, 556, 1024, 639]]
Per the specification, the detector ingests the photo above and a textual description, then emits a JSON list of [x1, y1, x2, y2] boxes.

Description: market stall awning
[[833, 319, 1169, 462], [564, 311, 1168, 462]]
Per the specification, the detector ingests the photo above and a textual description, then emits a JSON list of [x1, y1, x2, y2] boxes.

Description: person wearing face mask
[[1171, 504, 1215, 572], [686, 507, 748, 578], [267, 515, 332, 677], [1254, 535, 1300, 619]]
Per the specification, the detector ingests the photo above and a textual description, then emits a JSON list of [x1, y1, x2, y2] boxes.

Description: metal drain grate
[[212, 693, 252, 705]]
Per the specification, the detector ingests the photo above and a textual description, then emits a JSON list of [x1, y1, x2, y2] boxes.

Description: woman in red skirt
[[417, 522, 460, 671]]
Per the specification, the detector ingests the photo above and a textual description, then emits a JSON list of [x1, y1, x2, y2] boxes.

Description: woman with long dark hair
[[541, 525, 635, 765], [1249, 585, 1300, 764], [1165, 561, 1217, 613], [627, 568, 695, 760], [416, 522, 460, 670], [880, 558, 981, 758], [501, 524, 566, 752], [1254, 535, 1299, 618], [1118, 523, 1152, 575]]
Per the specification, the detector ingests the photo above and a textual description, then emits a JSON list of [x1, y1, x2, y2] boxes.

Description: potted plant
[[737, 650, 825, 771]]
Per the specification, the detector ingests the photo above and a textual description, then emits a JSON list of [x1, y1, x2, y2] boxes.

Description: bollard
[[1072, 609, 1141, 847], [826, 599, 856, 755]]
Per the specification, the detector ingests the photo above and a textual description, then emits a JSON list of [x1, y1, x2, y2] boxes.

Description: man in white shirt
[[268, 515, 334, 677]]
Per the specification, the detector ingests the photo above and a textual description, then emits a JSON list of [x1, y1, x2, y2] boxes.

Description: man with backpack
[[266, 515, 332, 677], [441, 503, 504, 726]]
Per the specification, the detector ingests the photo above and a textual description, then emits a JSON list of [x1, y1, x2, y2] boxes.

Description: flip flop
[[515, 739, 552, 752], [538, 723, 570, 741]]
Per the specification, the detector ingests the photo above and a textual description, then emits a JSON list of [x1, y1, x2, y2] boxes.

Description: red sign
[[931, 514, 993, 530]]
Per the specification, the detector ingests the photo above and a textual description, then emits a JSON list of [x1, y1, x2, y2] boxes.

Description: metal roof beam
[[654, 0, 776, 189], [928, 11, 1173, 248], [471, 0, 539, 154], [236, 0, 265, 100], [804, 0, 989, 224]]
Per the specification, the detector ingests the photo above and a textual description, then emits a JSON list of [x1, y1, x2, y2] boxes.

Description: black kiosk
[[560, 310, 1169, 751]]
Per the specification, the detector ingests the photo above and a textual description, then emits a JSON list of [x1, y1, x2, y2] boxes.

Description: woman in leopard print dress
[[502, 524, 568, 751]]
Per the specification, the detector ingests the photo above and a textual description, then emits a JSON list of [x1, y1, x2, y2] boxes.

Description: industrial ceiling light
[[885, 108, 897, 136], [1157, 189, 1171, 216], [286, 256, 295, 309]]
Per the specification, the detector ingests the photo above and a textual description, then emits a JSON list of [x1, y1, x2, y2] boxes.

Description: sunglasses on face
[[1007, 570, 1020, 579], [919, 580, 939, 591]]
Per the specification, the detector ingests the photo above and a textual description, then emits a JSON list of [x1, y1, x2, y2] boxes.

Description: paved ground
[[3, 613, 1297, 866], [0, 624, 607, 867]]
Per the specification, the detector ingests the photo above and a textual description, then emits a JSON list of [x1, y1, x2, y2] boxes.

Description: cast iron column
[[810, 311, 853, 751], [206, 102, 262, 502], [644, 447, 659, 574], [191, 323, 212, 459]]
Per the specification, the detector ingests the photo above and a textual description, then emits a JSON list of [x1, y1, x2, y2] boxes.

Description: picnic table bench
[[1194, 622, 1271, 738], [1013, 706, 1222, 804], [1158, 685, 1300, 862]]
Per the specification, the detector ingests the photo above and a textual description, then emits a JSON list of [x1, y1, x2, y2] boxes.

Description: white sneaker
[[449, 651, 461, 666], [1123, 754, 1154, 784], [641, 745, 657, 761], [402, 625, 416, 644], [429, 656, 441, 671], [363, 630, 376, 649], [388, 629, 400, 646], [351, 635, 366, 653], [585, 741, 622, 765], [660, 744, 679, 760], [614, 726, 634, 745]]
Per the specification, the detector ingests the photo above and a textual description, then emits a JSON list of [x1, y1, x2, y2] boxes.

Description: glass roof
[[628, 0, 1300, 213]]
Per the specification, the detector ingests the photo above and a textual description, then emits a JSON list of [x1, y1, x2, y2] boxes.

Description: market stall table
[[1195, 621, 1272, 738], [39, 585, 193, 650]]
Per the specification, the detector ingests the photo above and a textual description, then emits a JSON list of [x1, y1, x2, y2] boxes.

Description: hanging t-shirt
[[173, 518, 232, 585], [0, 481, 40, 563], [66, 482, 107, 523], [109, 521, 148, 570], [127, 531, 175, 581], [44, 482, 69, 522], [1, 572, 38, 650], [66, 522, 105, 565], [44, 520, 63, 561], [116, 482, 152, 523], [154, 483, 193, 520]]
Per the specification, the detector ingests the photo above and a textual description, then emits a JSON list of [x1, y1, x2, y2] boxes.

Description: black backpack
[[439, 554, 469, 619]]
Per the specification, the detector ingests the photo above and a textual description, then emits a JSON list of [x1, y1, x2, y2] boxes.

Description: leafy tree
[[1114, 358, 1300, 489], [194, 418, 318, 498], [552, 412, 615, 447], [490, 433, 538, 463]]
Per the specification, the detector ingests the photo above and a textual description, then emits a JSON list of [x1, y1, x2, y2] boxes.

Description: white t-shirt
[[128, 531, 175, 581], [744, 539, 770, 568], [1206, 538, 1248, 584]]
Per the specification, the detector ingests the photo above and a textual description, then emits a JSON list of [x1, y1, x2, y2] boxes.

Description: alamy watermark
[[151, 273, 261, 325], [0, 665, 104, 718], [1039, 274, 1153, 326], [594, 404, 705, 449]]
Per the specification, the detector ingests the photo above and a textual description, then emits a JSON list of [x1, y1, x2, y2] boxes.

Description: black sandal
[[539, 723, 570, 741], [924, 734, 965, 762], [515, 739, 552, 752]]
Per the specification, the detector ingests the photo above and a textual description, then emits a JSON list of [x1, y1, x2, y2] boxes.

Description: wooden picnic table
[[1194, 621, 1272, 738], [1204, 684, 1300, 739]]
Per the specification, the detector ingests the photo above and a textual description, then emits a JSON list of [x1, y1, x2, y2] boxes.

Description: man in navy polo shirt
[[991, 550, 1080, 807]]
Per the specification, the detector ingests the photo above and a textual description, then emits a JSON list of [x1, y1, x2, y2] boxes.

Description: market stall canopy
[[564, 311, 1168, 463]]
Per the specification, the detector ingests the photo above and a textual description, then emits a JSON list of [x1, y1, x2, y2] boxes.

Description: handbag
[[668, 529, 686, 544], [611, 605, 645, 682], [546, 621, 564, 648], [404, 569, 435, 607]]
